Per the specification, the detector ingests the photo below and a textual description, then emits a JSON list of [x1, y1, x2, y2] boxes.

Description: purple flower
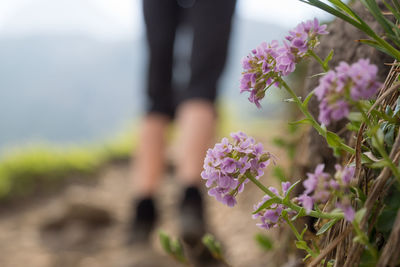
[[223, 195, 237, 207], [303, 164, 330, 195], [334, 164, 355, 185], [240, 18, 328, 108], [202, 132, 272, 207], [275, 44, 296, 75], [298, 164, 331, 213], [253, 183, 291, 229], [286, 18, 328, 56], [282, 181, 291, 195], [298, 164, 358, 219], [221, 158, 236, 173], [337, 201, 355, 222], [315, 59, 382, 125], [298, 194, 314, 214], [257, 206, 283, 229]]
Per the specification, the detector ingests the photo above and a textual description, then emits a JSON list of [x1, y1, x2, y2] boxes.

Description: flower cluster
[[240, 18, 328, 107], [297, 164, 356, 221], [315, 58, 382, 125], [201, 132, 272, 207], [252, 182, 291, 229]]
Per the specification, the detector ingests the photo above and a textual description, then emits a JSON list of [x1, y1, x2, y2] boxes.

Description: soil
[[0, 127, 296, 267]]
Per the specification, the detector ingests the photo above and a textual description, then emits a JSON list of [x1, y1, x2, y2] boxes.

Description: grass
[[0, 130, 136, 202]]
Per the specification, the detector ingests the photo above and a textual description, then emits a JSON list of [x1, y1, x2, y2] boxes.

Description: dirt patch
[[0, 126, 291, 267]]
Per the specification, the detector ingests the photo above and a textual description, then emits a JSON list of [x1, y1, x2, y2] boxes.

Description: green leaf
[[352, 186, 367, 203], [355, 208, 366, 224], [392, 0, 400, 12], [384, 124, 395, 148], [394, 95, 400, 115], [363, 151, 381, 163], [316, 219, 339, 235], [376, 186, 400, 239], [385, 105, 394, 117], [382, 0, 400, 22], [347, 112, 362, 122], [252, 197, 282, 214], [360, 0, 395, 35], [328, 0, 362, 23], [302, 90, 315, 109], [303, 254, 312, 262], [301, 0, 364, 31], [284, 180, 301, 200], [372, 127, 384, 149], [357, 39, 397, 58], [291, 207, 306, 221], [347, 121, 361, 132], [254, 233, 274, 251], [370, 109, 398, 123], [353, 235, 363, 243], [288, 118, 313, 126], [202, 234, 222, 259], [326, 131, 343, 149], [369, 160, 389, 169], [376, 209, 397, 235], [359, 249, 378, 267], [159, 231, 172, 254], [171, 239, 186, 263], [323, 49, 334, 69], [295, 240, 309, 250], [314, 202, 322, 213], [312, 239, 320, 253], [300, 224, 308, 239], [310, 72, 328, 78]]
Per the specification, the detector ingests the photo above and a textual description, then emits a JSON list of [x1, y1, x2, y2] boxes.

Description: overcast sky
[[0, 0, 332, 40]]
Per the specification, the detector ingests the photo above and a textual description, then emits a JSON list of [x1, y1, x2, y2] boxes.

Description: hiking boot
[[179, 186, 205, 248], [127, 197, 157, 245], [179, 187, 224, 266]]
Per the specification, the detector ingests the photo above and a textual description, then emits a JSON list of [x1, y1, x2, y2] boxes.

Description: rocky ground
[[0, 125, 298, 267]]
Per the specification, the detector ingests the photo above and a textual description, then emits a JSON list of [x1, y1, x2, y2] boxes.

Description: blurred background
[[0, 0, 331, 151], [0, 1, 333, 266]]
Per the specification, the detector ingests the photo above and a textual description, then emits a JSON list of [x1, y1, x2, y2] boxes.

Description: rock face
[[302, 1, 392, 172], [296, 2, 395, 266]]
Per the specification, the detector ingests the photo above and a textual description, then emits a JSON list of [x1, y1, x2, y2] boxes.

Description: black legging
[[143, 0, 237, 118]]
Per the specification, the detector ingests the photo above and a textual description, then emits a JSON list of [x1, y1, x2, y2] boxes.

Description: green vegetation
[[0, 131, 135, 202]]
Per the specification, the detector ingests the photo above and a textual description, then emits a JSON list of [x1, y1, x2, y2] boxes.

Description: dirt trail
[[0, 128, 290, 267]]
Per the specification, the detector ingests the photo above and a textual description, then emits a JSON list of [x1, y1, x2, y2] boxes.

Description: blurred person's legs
[[128, 0, 180, 244], [129, 0, 236, 247], [176, 0, 236, 247], [175, 100, 216, 246]]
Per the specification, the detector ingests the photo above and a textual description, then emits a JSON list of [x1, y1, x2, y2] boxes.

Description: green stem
[[246, 172, 344, 220], [284, 216, 318, 258], [245, 171, 277, 198], [308, 49, 329, 72], [281, 79, 358, 156]]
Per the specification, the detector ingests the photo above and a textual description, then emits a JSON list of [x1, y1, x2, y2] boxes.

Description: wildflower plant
[[240, 18, 328, 107], [202, 1, 400, 265], [201, 132, 272, 207]]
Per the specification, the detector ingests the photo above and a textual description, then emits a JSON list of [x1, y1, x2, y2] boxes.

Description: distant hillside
[[0, 18, 288, 151]]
